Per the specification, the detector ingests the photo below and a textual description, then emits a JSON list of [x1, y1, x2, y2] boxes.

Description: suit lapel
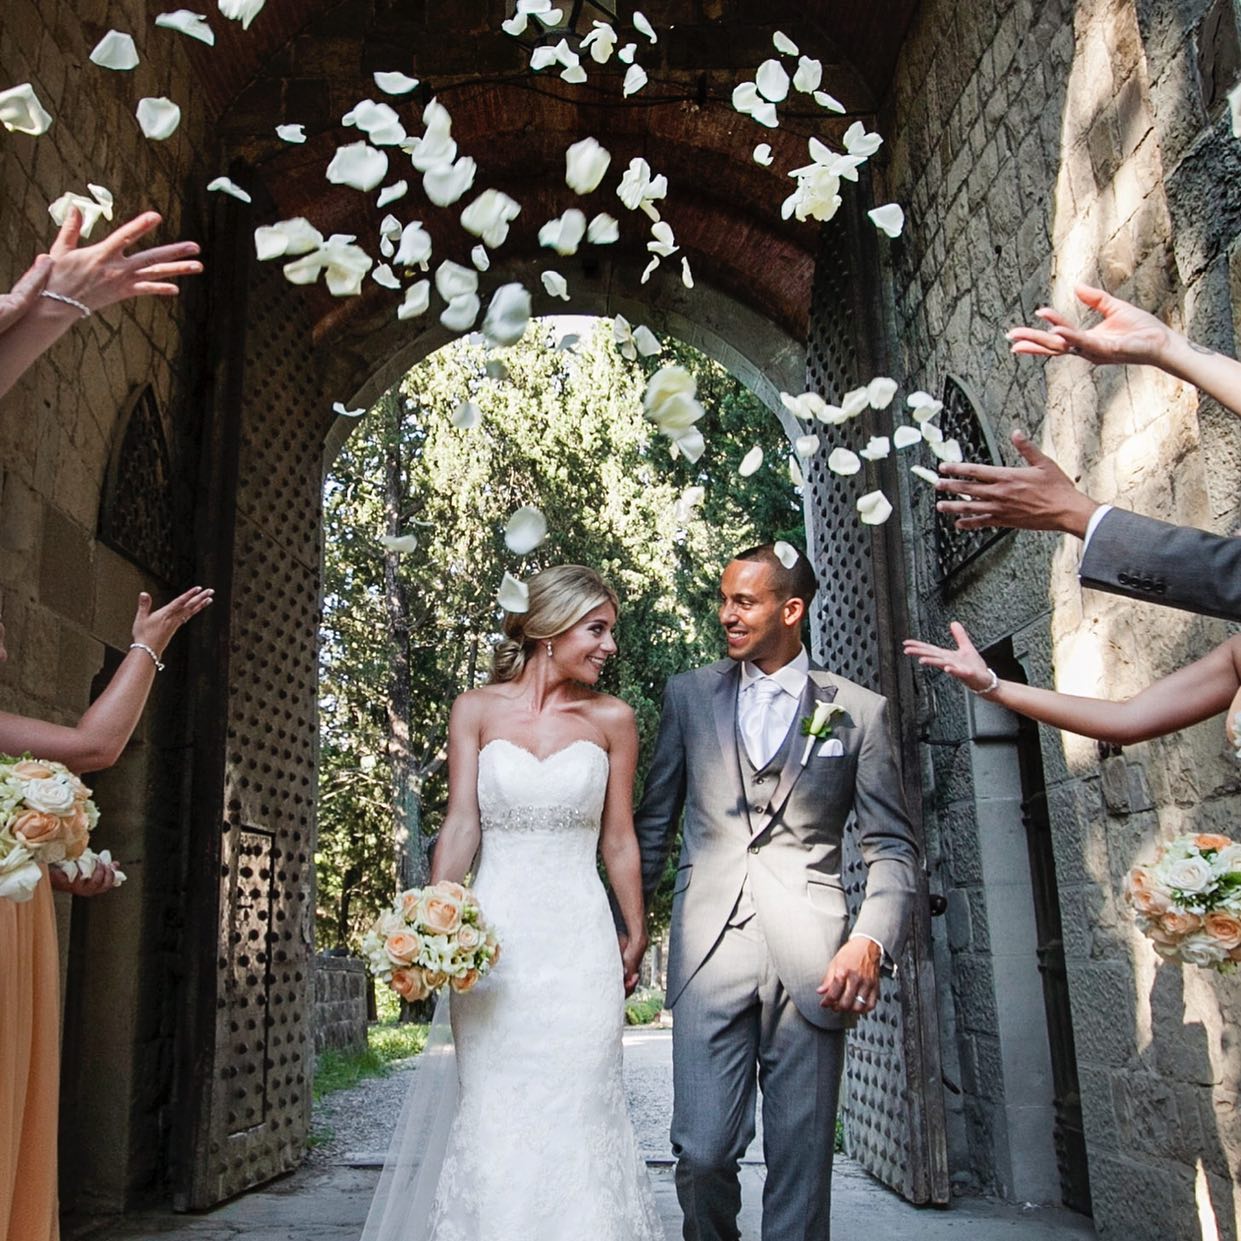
[[712, 661, 747, 814]]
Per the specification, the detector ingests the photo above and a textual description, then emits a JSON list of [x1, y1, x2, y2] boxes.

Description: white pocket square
[[817, 738, 845, 758]]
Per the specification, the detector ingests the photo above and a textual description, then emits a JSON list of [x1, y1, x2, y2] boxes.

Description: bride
[[361, 564, 662, 1241]]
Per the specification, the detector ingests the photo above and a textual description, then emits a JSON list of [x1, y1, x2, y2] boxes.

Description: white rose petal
[[0, 859, 43, 903], [218, 0, 264, 28], [841, 387, 870, 418], [616, 157, 667, 213], [435, 261, 478, 302], [460, 188, 522, 248], [681, 256, 694, 288], [793, 56, 823, 93], [136, 97, 182, 141], [907, 391, 943, 414], [504, 505, 548, 554], [773, 540, 799, 568], [581, 21, 617, 63], [530, 46, 559, 71], [795, 434, 821, 457], [732, 81, 760, 115], [780, 391, 827, 421], [501, 13, 528, 35], [440, 293, 480, 332], [423, 156, 476, 207], [542, 270, 570, 300], [343, 99, 406, 146], [739, 445, 764, 477], [375, 71, 419, 95], [910, 465, 939, 484], [471, 245, 490, 272], [482, 283, 532, 347], [843, 120, 883, 157], [828, 447, 862, 476], [618, 42, 637, 63], [254, 217, 322, 260], [869, 203, 905, 238], [633, 10, 657, 41], [48, 186, 114, 238], [554, 332, 579, 351], [566, 136, 612, 194], [773, 30, 799, 56], [753, 143, 774, 166], [333, 401, 365, 417], [893, 425, 921, 449], [587, 212, 620, 244], [326, 141, 388, 192], [379, 534, 418, 553], [498, 572, 530, 613], [283, 234, 373, 296], [276, 123, 306, 143], [394, 221, 432, 269], [623, 63, 648, 96], [485, 358, 510, 380], [372, 263, 400, 289], [154, 10, 215, 44], [377, 180, 408, 208], [867, 377, 898, 409], [207, 176, 252, 203], [538, 208, 587, 255], [756, 59, 790, 103], [397, 280, 430, 320], [90, 31, 140, 71], [674, 485, 705, 522], [752, 101, 779, 128], [859, 435, 891, 461], [632, 325, 660, 356], [857, 490, 893, 525], [647, 220, 678, 257], [921, 421, 944, 444], [931, 437, 963, 463], [560, 63, 588, 85], [451, 400, 481, 429], [789, 456, 804, 486]]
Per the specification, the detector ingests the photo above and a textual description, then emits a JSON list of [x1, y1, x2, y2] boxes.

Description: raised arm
[[429, 694, 483, 885], [1007, 283, 1241, 418], [0, 587, 212, 772], [598, 701, 647, 994], [903, 622, 1241, 747]]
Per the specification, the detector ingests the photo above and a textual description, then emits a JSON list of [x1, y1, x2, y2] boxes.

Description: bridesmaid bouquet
[[0, 756, 101, 902], [1124, 833, 1241, 972], [362, 880, 500, 1002]]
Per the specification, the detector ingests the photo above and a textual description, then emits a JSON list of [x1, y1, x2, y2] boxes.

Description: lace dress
[[396, 738, 661, 1241]]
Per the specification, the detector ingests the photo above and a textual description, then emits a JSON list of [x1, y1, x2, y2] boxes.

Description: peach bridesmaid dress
[[0, 869, 61, 1241]]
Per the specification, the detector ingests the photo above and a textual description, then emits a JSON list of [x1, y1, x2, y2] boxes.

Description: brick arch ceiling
[[195, 0, 917, 347]]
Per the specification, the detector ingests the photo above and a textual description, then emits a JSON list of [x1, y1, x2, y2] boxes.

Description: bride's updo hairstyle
[[491, 565, 619, 684]]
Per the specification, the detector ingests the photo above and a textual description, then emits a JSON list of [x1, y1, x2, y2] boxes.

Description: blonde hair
[[491, 565, 619, 683]]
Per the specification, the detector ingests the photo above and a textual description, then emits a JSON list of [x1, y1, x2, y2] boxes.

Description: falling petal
[[732, 81, 760, 115], [332, 401, 366, 417], [154, 10, 215, 44], [207, 176, 252, 203], [372, 263, 401, 289], [910, 465, 939, 484], [566, 136, 612, 194], [893, 425, 921, 449], [560, 62, 588, 84], [756, 59, 790, 103], [793, 56, 823, 93], [554, 332, 579, 351], [772, 30, 799, 56], [681, 256, 694, 288], [843, 120, 883, 157], [814, 90, 847, 113], [818, 404, 848, 425], [136, 97, 181, 141], [647, 220, 677, 257], [921, 421, 944, 444], [440, 293, 481, 332], [218, 0, 265, 28], [397, 280, 430, 320], [435, 261, 478, 303], [379, 534, 419, 553], [282, 233, 373, 296], [859, 435, 891, 461], [485, 358, 509, 381], [501, 12, 528, 35], [90, 31, 140, 70], [795, 434, 821, 457], [868, 203, 905, 238], [773, 540, 799, 568], [376, 181, 408, 208], [841, 387, 870, 418], [739, 445, 764, 477], [48, 185, 113, 237], [482, 282, 532, 347], [618, 42, 637, 64], [504, 505, 548, 554], [530, 46, 559, 71], [460, 188, 522, 247], [276, 123, 306, 143], [423, 155, 477, 207], [857, 490, 893, 525], [752, 100, 779, 128], [789, 456, 804, 486], [828, 447, 862, 476], [674, 485, 705, 522], [640, 255, 660, 284], [471, 245, 490, 271], [451, 400, 482, 429], [907, 390, 939, 411], [254, 217, 323, 260], [498, 572, 530, 613], [344, 99, 406, 145], [538, 208, 587, 256], [931, 437, 963, 463], [587, 212, 619, 243], [632, 325, 660, 356], [375, 71, 419, 95], [394, 221, 432, 269], [581, 21, 617, 63], [633, 10, 657, 41], [867, 376, 898, 409], [327, 141, 388, 191], [753, 143, 774, 166], [542, 270, 570, 300], [623, 63, 648, 96]]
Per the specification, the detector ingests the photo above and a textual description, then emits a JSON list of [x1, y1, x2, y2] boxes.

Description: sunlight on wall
[[1196, 1158, 1222, 1241]]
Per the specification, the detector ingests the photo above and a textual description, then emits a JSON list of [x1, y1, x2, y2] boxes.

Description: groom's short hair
[[733, 543, 818, 608]]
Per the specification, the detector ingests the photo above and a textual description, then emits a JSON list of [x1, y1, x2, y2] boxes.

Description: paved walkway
[[84, 1028, 1095, 1241]]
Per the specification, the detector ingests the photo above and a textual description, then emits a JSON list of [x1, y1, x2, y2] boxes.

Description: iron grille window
[[933, 375, 1009, 581]]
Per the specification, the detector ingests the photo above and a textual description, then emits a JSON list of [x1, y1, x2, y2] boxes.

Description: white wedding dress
[[361, 738, 662, 1241]]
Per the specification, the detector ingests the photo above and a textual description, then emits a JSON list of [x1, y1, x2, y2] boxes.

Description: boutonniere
[[800, 701, 848, 766]]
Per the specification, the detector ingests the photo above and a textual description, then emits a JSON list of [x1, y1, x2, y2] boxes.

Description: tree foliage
[[316, 319, 802, 948]]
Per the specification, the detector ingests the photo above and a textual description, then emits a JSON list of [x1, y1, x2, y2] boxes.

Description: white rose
[[0, 856, 42, 902], [1178, 934, 1228, 969], [1163, 856, 1215, 896], [23, 775, 78, 815], [1212, 843, 1241, 875]]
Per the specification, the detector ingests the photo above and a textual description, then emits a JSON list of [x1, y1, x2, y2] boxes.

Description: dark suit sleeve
[[633, 678, 688, 901], [1079, 508, 1241, 621]]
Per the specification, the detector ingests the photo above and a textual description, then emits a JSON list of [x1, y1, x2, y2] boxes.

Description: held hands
[[1007, 284, 1171, 368], [619, 928, 648, 997], [902, 622, 994, 693], [132, 587, 214, 659], [0, 255, 53, 335], [49, 860, 121, 897], [935, 428, 1099, 538], [817, 936, 881, 1014]]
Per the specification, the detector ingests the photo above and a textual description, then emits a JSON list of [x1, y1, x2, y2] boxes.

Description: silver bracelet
[[969, 668, 1000, 696], [40, 289, 91, 317], [129, 642, 165, 672]]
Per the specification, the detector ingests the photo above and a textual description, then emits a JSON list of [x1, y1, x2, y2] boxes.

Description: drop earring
[[546, 642, 553, 658]]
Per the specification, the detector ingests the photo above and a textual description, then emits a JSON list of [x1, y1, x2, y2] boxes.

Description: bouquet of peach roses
[[1124, 833, 1241, 972], [362, 879, 500, 1003], [0, 755, 114, 902]]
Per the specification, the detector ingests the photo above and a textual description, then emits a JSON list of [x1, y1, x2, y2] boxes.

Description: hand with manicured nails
[[132, 587, 214, 659], [902, 621, 993, 693], [1007, 283, 1171, 368]]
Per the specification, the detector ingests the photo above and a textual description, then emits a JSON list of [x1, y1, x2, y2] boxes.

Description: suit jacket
[[1079, 507, 1241, 621], [634, 658, 919, 1030]]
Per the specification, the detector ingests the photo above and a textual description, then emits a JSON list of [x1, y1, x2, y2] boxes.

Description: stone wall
[[312, 955, 369, 1055], [882, 0, 1241, 1236]]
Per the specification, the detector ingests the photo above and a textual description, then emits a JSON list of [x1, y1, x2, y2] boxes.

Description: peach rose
[[390, 968, 429, 1003], [1127, 867, 1152, 891], [423, 896, 463, 935], [457, 924, 481, 951], [11, 809, 63, 847], [400, 890, 421, 918], [1160, 910, 1202, 938], [385, 932, 421, 965], [1194, 834, 1233, 853], [450, 969, 480, 993], [1132, 887, 1172, 916], [435, 880, 468, 903], [422, 969, 447, 991], [1205, 912, 1241, 951], [12, 760, 55, 779]]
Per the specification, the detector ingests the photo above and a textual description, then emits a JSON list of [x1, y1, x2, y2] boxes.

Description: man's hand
[[49, 860, 120, 897], [817, 937, 881, 1014], [935, 428, 1100, 538], [1007, 284, 1171, 368], [620, 929, 648, 997]]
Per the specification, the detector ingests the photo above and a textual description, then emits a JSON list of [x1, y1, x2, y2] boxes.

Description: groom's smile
[[718, 558, 805, 672]]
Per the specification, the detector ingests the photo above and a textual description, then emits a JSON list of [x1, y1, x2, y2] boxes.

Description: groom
[[635, 543, 919, 1240]]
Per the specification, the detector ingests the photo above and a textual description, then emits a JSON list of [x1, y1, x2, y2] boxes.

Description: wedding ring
[[852, 996, 866, 1008]]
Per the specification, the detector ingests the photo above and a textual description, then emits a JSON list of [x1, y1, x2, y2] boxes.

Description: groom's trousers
[[670, 916, 845, 1241]]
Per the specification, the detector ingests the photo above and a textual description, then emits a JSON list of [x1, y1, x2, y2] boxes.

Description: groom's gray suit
[[635, 656, 919, 1240]]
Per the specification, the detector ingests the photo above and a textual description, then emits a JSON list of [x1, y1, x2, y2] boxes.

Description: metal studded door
[[175, 206, 324, 1209], [801, 195, 949, 1205]]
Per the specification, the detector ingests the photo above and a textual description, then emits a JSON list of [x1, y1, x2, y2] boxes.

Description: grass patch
[[312, 1021, 430, 1103], [624, 989, 665, 1026]]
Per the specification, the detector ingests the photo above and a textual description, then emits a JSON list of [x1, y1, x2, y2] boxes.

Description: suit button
[[754, 775, 767, 785], [1119, 572, 1131, 585], [748, 845, 759, 854], [752, 804, 766, 815]]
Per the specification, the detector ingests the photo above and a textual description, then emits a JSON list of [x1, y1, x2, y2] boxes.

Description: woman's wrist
[[969, 668, 1000, 696]]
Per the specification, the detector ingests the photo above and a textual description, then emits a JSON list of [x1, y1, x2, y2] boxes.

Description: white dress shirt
[[737, 647, 810, 768], [1080, 503, 1113, 557]]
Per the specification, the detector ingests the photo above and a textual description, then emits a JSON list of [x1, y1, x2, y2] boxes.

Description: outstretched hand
[[43, 208, 203, 314], [132, 586, 214, 658], [0, 255, 53, 336], [902, 622, 993, 692], [934, 428, 1099, 537], [1007, 284, 1171, 368]]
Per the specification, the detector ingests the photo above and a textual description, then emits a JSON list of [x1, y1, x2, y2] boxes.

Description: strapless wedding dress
[[364, 738, 662, 1241]]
